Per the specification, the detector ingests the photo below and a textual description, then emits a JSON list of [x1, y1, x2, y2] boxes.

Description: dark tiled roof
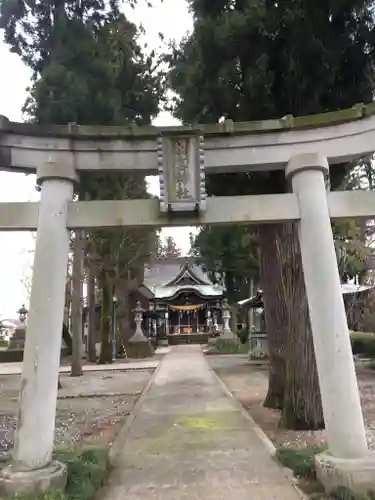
[[143, 258, 212, 288]]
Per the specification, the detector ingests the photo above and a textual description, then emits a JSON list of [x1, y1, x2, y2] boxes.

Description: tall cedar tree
[[169, 0, 375, 428], [1, 0, 165, 362], [157, 236, 183, 258]]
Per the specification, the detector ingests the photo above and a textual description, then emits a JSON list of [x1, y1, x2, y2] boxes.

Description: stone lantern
[[18, 305, 28, 323], [132, 301, 145, 340], [206, 309, 212, 331], [126, 301, 153, 358], [221, 298, 236, 340], [8, 305, 28, 350]]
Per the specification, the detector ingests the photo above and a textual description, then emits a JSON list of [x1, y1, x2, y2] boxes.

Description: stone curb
[[108, 361, 162, 467], [205, 357, 308, 499], [0, 363, 159, 377], [57, 391, 142, 400]]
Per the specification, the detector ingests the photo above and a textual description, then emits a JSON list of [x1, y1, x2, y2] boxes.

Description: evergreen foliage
[[168, 0, 375, 427], [0, 0, 165, 362]]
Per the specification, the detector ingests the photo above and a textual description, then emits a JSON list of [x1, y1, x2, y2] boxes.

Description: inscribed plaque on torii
[[157, 133, 206, 214]]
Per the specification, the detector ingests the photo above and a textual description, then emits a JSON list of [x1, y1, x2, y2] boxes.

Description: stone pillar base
[[0, 460, 67, 497], [315, 452, 375, 496], [124, 341, 154, 359]]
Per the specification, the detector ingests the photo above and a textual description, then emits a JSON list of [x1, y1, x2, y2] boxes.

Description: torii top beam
[[1, 103, 375, 176]]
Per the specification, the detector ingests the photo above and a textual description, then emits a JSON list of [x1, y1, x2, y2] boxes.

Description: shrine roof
[[238, 283, 375, 307], [341, 283, 375, 295], [143, 258, 224, 299]]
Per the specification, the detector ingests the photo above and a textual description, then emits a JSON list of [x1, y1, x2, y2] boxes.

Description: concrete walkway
[[105, 346, 302, 500]]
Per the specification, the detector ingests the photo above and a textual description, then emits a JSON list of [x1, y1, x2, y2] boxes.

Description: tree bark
[[230, 304, 238, 335], [116, 281, 132, 343], [64, 273, 71, 329], [260, 222, 323, 428], [280, 223, 324, 430], [259, 224, 288, 410], [87, 259, 97, 363], [71, 230, 84, 376], [99, 275, 112, 364]]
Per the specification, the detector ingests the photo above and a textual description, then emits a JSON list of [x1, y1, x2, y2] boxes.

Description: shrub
[[237, 328, 249, 344], [61, 448, 109, 500], [350, 332, 375, 358], [249, 348, 268, 360], [208, 339, 249, 355]]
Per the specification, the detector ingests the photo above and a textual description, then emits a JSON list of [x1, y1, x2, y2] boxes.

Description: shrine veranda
[[1, 104, 375, 495]]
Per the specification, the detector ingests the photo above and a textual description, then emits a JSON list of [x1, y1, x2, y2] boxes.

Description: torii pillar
[[0, 162, 77, 496], [286, 153, 375, 494]]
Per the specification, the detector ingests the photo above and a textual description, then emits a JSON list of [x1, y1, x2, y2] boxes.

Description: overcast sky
[[0, 0, 193, 317]]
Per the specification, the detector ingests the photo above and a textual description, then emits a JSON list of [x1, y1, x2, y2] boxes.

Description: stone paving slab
[[104, 345, 302, 500], [0, 360, 159, 375]]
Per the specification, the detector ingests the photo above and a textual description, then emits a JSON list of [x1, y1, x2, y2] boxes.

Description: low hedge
[[350, 332, 375, 358], [0, 349, 24, 363], [207, 339, 249, 355]]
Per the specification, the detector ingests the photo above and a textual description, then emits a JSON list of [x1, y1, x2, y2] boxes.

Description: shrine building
[[143, 257, 224, 337]]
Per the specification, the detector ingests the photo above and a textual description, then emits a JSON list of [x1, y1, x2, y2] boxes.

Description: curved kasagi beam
[[0, 103, 375, 174]]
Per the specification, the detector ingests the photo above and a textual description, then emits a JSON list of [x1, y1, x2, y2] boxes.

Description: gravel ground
[[0, 369, 154, 459], [208, 355, 375, 450]]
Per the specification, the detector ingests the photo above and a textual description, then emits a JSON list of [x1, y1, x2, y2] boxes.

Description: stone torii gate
[[1, 105, 375, 495]]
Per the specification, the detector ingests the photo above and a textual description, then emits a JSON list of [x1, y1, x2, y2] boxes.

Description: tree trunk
[[64, 273, 71, 330], [230, 305, 238, 336], [99, 275, 112, 364], [71, 230, 84, 377], [116, 281, 132, 343], [259, 224, 288, 410], [87, 259, 97, 363], [280, 223, 324, 430]]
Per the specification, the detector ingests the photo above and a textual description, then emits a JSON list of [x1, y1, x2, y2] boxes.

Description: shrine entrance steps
[[166, 333, 208, 345], [105, 345, 301, 500]]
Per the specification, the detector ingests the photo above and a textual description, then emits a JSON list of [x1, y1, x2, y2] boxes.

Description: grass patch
[[276, 446, 323, 478], [6, 447, 110, 500], [329, 488, 375, 500], [276, 447, 375, 499], [207, 339, 249, 355]]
